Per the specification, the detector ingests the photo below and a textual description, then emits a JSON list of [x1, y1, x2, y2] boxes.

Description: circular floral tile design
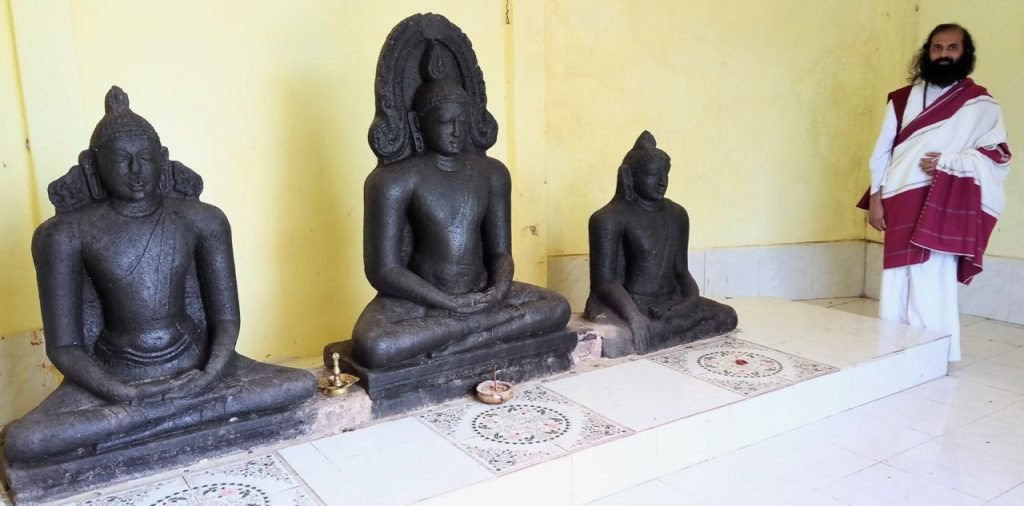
[[696, 350, 784, 378], [471, 404, 571, 445], [156, 482, 270, 506]]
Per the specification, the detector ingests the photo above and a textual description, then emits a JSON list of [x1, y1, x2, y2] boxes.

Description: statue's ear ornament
[[408, 112, 424, 154], [81, 149, 107, 202], [618, 164, 636, 202]]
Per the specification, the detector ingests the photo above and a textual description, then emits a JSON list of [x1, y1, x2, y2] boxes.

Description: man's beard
[[920, 56, 971, 87]]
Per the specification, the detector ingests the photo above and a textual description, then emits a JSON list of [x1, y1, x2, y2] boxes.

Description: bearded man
[[860, 23, 1011, 361]]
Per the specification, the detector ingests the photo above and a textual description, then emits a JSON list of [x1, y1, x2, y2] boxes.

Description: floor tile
[[831, 298, 880, 318], [269, 486, 320, 506], [659, 452, 804, 506], [796, 408, 934, 461], [588, 479, 700, 505], [416, 456, 572, 506], [311, 417, 432, 460], [903, 375, 1023, 416], [278, 444, 376, 506], [312, 421, 492, 505], [822, 463, 983, 505], [963, 320, 1024, 346], [732, 430, 877, 488], [650, 336, 838, 396], [945, 410, 1024, 466], [544, 359, 744, 431], [884, 436, 1024, 500], [79, 477, 196, 506], [960, 333, 1021, 364], [571, 431, 661, 505], [951, 360, 1024, 394], [988, 346, 1024, 369], [799, 297, 864, 308], [989, 483, 1024, 506], [183, 454, 303, 497], [852, 390, 982, 436], [418, 385, 631, 473], [777, 489, 849, 505]]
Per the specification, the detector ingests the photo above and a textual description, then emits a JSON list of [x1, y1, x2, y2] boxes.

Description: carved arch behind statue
[[368, 13, 498, 164]]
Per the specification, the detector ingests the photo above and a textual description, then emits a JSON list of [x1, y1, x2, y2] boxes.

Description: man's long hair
[[908, 23, 976, 84]]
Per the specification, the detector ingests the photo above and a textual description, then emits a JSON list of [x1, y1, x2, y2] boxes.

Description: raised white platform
[[52, 298, 950, 506]]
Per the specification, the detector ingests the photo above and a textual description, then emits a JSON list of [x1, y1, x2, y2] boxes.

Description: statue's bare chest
[[409, 169, 490, 227], [80, 209, 196, 294]]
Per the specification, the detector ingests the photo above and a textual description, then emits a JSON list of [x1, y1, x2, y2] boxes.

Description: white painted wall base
[[549, 241, 867, 313], [865, 241, 1024, 325]]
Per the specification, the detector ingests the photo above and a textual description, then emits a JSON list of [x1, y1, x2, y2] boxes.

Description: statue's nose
[[129, 156, 142, 174]]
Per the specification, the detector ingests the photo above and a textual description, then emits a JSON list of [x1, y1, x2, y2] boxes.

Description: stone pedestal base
[[323, 330, 577, 418], [569, 305, 737, 359], [1, 404, 315, 504]]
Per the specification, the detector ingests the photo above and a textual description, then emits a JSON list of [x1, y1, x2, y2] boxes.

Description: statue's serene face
[[633, 160, 669, 202], [420, 102, 468, 156], [95, 135, 163, 202]]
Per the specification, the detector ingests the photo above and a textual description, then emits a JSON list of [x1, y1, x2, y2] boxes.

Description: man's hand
[[919, 152, 941, 174], [868, 191, 886, 232]]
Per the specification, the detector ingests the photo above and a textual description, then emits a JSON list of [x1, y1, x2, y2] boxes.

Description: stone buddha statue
[[585, 131, 737, 357], [325, 14, 574, 416], [2, 87, 315, 501]]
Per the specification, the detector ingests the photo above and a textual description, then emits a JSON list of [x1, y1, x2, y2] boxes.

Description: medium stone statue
[[2, 87, 315, 502], [324, 13, 574, 416], [585, 131, 737, 357]]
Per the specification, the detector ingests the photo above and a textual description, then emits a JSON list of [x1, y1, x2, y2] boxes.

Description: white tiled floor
[[543, 359, 745, 431], [42, 298, 1024, 506], [587, 299, 1024, 505]]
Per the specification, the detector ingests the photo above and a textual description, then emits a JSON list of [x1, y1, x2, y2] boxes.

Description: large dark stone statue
[[585, 131, 737, 357], [324, 13, 574, 417], [1, 87, 315, 502]]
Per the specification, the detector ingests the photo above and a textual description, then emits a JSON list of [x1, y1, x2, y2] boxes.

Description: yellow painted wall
[[0, 0, 41, 334], [5, 0, 519, 360], [545, 0, 918, 255], [914, 0, 1024, 260], [5, 1, 1018, 361]]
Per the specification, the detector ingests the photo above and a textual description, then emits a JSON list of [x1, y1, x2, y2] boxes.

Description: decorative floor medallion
[[650, 336, 838, 396], [75, 454, 317, 506], [472, 404, 571, 444], [419, 385, 631, 473]]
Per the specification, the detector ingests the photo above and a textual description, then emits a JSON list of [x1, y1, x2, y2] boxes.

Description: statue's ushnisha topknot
[[632, 130, 658, 151], [89, 85, 160, 149]]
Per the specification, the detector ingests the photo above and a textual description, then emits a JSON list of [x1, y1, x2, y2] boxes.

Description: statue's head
[[616, 131, 671, 204], [411, 78, 471, 156], [83, 86, 169, 202]]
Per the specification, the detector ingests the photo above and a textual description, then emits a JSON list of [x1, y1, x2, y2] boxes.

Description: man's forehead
[[931, 29, 963, 45]]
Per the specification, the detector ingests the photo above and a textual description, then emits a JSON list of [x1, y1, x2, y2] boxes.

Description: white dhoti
[[878, 251, 961, 361]]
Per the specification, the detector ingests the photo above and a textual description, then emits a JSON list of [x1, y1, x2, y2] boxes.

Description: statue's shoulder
[[32, 204, 97, 252], [589, 200, 628, 229], [665, 198, 687, 215], [169, 198, 230, 233], [366, 159, 420, 191], [476, 155, 510, 183]]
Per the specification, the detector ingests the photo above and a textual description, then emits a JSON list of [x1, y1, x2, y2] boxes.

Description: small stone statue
[[2, 87, 315, 501], [585, 131, 737, 357], [325, 13, 574, 416]]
